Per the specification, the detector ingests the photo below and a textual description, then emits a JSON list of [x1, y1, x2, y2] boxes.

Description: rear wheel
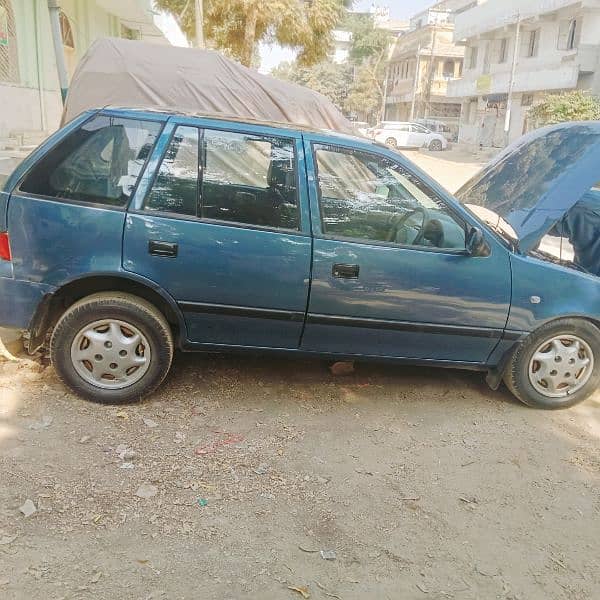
[[429, 139, 443, 151], [385, 137, 398, 148], [504, 319, 600, 409], [50, 292, 173, 404]]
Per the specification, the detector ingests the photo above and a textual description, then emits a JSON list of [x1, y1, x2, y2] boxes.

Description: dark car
[[1, 108, 599, 409]]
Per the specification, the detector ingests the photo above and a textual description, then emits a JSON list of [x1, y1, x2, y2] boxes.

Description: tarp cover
[[62, 38, 354, 134]]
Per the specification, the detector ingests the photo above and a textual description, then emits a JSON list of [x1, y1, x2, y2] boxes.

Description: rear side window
[[20, 114, 162, 207]]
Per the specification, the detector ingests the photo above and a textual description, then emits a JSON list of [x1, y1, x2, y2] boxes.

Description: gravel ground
[[1, 148, 599, 600]]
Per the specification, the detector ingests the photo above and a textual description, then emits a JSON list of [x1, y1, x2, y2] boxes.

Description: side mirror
[[466, 226, 490, 257]]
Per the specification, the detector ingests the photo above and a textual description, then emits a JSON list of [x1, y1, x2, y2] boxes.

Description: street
[[1, 149, 599, 600]]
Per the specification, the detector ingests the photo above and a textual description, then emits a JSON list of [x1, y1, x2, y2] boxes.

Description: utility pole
[[47, 0, 69, 103], [195, 0, 204, 48], [424, 25, 438, 120], [504, 13, 521, 145], [410, 43, 422, 121]]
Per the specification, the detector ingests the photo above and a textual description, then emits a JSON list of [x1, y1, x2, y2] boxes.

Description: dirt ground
[[1, 149, 599, 600]]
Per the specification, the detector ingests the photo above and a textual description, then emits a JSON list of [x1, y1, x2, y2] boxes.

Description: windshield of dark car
[[455, 125, 600, 218]]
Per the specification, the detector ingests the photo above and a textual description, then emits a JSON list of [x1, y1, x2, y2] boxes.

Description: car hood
[[455, 122, 600, 253]]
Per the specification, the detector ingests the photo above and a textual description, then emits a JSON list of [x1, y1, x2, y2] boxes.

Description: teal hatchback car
[[1, 108, 599, 409]]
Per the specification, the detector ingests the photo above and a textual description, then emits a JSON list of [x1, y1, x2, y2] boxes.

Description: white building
[[449, 0, 600, 147]]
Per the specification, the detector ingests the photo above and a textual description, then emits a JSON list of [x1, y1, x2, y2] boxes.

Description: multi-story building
[[384, 0, 475, 127], [0, 0, 183, 141], [449, 0, 600, 147]]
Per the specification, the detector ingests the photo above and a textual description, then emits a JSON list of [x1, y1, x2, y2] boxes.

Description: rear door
[[408, 124, 429, 148], [123, 117, 311, 348]]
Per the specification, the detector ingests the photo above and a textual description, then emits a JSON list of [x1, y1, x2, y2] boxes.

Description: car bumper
[[0, 276, 54, 330]]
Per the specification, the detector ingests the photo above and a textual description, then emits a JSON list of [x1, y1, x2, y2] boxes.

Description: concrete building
[[0, 0, 182, 143], [449, 0, 600, 147], [384, 0, 475, 126]]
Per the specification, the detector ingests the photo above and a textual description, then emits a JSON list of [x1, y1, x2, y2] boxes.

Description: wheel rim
[[386, 137, 397, 147], [431, 141, 442, 150], [528, 334, 594, 399], [70, 319, 151, 390]]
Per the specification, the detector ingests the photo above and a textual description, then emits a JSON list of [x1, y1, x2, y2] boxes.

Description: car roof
[[100, 105, 370, 143]]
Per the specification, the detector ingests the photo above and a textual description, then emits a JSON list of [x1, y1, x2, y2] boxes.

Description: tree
[[155, 0, 349, 67], [272, 60, 352, 110], [528, 90, 600, 128]]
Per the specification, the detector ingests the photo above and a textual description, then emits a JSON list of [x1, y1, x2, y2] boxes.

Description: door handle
[[332, 263, 360, 279], [149, 240, 178, 258]]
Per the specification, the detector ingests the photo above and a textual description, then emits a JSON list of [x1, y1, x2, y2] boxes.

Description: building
[[384, 0, 475, 128], [0, 0, 182, 142], [449, 0, 600, 147]]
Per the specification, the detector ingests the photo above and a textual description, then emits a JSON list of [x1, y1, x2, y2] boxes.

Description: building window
[[497, 38, 508, 63], [525, 29, 540, 57], [468, 46, 478, 69], [442, 59, 455, 78], [0, 0, 19, 83], [558, 19, 578, 51]]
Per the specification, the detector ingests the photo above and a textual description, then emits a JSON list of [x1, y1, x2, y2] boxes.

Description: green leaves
[[528, 90, 600, 128]]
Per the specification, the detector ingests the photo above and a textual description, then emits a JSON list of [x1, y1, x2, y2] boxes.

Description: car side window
[[144, 126, 199, 216], [314, 144, 466, 250], [20, 115, 162, 206], [200, 129, 299, 230]]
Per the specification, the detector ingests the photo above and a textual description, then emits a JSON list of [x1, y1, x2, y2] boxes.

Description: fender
[[27, 270, 188, 352]]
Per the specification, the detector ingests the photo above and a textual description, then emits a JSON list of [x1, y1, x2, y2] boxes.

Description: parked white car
[[372, 121, 448, 151]]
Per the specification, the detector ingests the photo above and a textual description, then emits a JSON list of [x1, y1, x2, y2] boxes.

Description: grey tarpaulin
[[62, 38, 354, 134]]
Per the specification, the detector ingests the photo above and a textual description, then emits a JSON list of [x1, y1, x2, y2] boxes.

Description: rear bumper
[[0, 276, 55, 330]]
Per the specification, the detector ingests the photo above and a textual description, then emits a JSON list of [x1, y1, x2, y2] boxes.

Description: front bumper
[[0, 276, 55, 330]]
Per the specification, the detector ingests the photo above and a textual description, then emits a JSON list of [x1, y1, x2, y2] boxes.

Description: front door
[[123, 119, 311, 348], [301, 138, 511, 364], [408, 124, 429, 148]]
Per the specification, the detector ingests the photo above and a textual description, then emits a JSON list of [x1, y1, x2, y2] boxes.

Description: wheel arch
[[27, 272, 186, 353]]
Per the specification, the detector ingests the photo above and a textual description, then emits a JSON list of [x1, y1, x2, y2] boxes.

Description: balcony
[[454, 0, 600, 39], [448, 63, 580, 97]]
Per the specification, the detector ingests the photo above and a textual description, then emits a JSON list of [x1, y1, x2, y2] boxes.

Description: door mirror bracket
[[466, 226, 490, 257]]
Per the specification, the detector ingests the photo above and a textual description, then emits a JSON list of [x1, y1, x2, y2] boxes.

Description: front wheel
[[504, 319, 600, 409], [50, 292, 173, 404], [385, 137, 398, 148], [429, 139, 443, 151]]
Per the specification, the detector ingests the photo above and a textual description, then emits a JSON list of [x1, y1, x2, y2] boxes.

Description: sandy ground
[[1, 149, 600, 600]]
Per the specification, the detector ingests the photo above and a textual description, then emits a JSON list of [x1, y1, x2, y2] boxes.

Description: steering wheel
[[387, 206, 430, 245]]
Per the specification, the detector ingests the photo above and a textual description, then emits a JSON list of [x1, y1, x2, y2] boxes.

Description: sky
[[259, 0, 433, 72]]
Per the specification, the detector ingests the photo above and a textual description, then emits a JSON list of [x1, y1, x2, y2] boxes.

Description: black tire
[[429, 139, 443, 151], [503, 318, 600, 409], [385, 137, 398, 148], [50, 292, 173, 404]]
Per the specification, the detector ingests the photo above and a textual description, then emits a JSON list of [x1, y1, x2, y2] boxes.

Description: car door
[[408, 124, 429, 148], [301, 137, 512, 364], [123, 118, 312, 348]]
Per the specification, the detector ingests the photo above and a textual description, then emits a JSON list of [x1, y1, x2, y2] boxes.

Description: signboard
[[0, 6, 8, 47], [476, 74, 492, 95]]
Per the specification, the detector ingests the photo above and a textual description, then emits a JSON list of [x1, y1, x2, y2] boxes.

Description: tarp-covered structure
[[62, 38, 354, 134]]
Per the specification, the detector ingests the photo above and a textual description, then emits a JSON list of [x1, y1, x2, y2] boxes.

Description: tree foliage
[[528, 90, 600, 127], [155, 0, 348, 67]]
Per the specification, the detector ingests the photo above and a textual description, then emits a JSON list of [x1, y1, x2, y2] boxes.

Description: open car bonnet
[[456, 122, 600, 254]]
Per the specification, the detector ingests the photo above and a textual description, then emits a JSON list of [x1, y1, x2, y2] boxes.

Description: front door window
[[314, 144, 466, 250]]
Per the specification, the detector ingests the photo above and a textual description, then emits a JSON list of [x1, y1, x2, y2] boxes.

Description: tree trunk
[[241, 3, 258, 67]]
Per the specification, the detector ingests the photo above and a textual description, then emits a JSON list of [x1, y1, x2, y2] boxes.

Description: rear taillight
[[0, 232, 11, 261]]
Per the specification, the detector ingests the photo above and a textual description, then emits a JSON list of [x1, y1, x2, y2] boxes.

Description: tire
[[385, 137, 398, 148], [503, 318, 600, 409], [429, 139, 443, 151], [50, 292, 173, 404]]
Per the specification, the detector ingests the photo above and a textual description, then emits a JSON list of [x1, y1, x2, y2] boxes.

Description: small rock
[[320, 549, 337, 561], [120, 463, 135, 469], [315, 476, 330, 485], [28, 415, 53, 430], [79, 435, 91, 444], [143, 418, 158, 428], [19, 499, 37, 517], [329, 361, 355, 376], [253, 464, 269, 475], [135, 484, 158, 499], [90, 571, 102, 584]]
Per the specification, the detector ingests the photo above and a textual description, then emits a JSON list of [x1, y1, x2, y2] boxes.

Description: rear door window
[[20, 114, 162, 206]]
